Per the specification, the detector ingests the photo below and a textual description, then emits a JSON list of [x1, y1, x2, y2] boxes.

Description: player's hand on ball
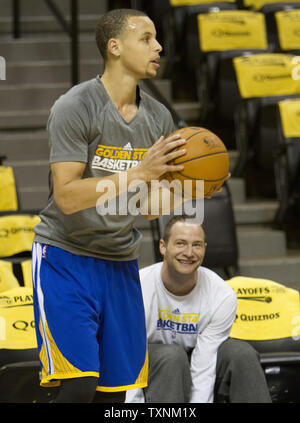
[[136, 133, 186, 182]]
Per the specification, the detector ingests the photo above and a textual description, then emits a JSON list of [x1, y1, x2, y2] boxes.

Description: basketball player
[[126, 216, 272, 403], [31, 9, 187, 403]]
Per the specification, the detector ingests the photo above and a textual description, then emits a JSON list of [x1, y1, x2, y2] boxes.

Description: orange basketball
[[166, 126, 229, 199]]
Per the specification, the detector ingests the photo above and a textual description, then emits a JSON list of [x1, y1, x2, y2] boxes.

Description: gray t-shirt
[[34, 76, 175, 261]]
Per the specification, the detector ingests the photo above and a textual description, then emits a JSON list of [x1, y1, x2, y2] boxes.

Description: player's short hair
[[162, 215, 205, 244], [95, 8, 148, 60]]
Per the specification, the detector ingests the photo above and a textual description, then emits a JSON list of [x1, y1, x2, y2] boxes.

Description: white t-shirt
[[126, 262, 237, 403]]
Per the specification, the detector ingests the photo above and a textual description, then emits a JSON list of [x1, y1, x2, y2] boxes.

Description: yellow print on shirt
[[92, 143, 148, 173]]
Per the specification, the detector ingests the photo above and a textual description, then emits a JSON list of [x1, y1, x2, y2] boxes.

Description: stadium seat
[[143, 0, 238, 80], [241, 0, 300, 10], [167, 0, 239, 62], [156, 183, 240, 278], [184, 9, 269, 148], [263, 5, 300, 52], [227, 276, 300, 403], [271, 98, 300, 245], [201, 184, 240, 277], [0, 213, 40, 287], [231, 52, 300, 180], [0, 165, 18, 212], [0, 286, 58, 402], [0, 260, 20, 292], [0, 213, 40, 258]]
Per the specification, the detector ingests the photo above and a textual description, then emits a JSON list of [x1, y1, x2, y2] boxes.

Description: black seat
[[0, 211, 41, 287], [0, 360, 58, 403], [184, 9, 270, 149], [270, 99, 300, 246], [259, 352, 300, 402], [262, 3, 300, 52], [201, 184, 240, 278], [231, 51, 300, 179], [0, 292, 58, 403], [239, 95, 300, 198]]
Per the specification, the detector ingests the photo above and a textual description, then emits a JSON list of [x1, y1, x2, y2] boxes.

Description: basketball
[[166, 126, 229, 198]]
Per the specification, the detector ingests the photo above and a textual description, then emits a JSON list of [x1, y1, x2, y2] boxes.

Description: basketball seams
[[169, 126, 229, 197], [184, 130, 207, 142], [175, 150, 227, 165], [171, 171, 228, 182]]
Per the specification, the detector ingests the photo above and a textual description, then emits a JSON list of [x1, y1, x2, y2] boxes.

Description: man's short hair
[[162, 215, 205, 244], [95, 8, 148, 60]]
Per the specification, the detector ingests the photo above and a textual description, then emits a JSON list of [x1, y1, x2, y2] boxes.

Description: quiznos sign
[[227, 277, 300, 341]]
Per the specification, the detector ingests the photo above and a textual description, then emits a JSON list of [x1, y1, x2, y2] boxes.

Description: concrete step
[[0, 129, 49, 160], [3, 159, 49, 189], [0, 0, 108, 17], [5, 59, 104, 84], [173, 101, 201, 123], [0, 79, 173, 112], [0, 82, 69, 112], [0, 35, 99, 61], [239, 252, 300, 285], [233, 200, 279, 225], [0, 109, 49, 130], [227, 177, 246, 205], [137, 232, 156, 268], [228, 150, 238, 173], [1, 37, 170, 75], [0, 100, 199, 130], [18, 186, 49, 211], [4, 56, 167, 84], [0, 14, 100, 35], [140, 79, 173, 104], [237, 226, 287, 259]]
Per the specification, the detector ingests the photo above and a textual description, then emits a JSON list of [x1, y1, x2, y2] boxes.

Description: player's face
[[117, 16, 162, 79], [160, 222, 207, 276]]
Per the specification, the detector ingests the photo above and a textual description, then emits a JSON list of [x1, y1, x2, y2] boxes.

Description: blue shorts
[[32, 242, 148, 392]]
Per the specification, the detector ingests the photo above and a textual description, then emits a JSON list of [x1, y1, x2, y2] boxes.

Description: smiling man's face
[[159, 221, 207, 276]]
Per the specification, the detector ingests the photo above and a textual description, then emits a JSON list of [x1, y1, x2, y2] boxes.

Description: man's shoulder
[[198, 266, 235, 296], [139, 262, 162, 282], [51, 76, 106, 112]]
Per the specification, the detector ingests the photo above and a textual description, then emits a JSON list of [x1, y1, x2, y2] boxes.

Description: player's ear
[[107, 38, 121, 58], [159, 239, 166, 257]]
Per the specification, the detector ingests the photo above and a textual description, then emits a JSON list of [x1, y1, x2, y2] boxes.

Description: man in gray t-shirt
[[32, 9, 187, 403], [34, 76, 175, 260]]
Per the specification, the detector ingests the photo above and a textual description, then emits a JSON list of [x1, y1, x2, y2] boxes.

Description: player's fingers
[[166, 163, 184, 173], [155, 133, 185, 150], [165, 133, 184, 143], [147, 136, 185, 158], [164, 147, 186, 163]]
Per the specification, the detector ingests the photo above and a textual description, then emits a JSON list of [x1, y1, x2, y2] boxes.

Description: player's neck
[[161, 264, 197, 296], [101, 69, 138, 108]]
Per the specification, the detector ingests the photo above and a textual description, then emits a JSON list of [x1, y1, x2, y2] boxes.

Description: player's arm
[[52, 133, 186, 215]]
